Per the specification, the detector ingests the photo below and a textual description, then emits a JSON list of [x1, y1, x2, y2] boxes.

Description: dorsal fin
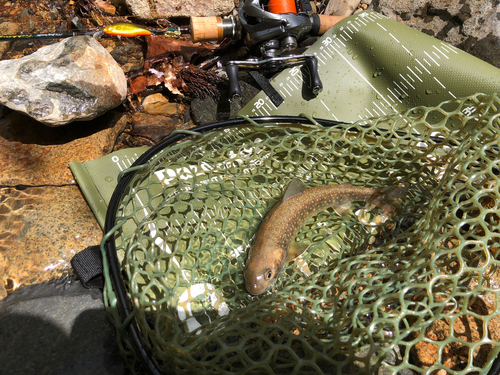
[[283, 179, 306, 202]]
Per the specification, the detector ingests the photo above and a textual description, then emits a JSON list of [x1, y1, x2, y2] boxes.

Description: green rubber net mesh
[[102, 93, 500, 374]]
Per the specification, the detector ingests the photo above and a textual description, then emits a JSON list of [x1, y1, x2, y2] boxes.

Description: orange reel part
[[267, 0, 297, 14]]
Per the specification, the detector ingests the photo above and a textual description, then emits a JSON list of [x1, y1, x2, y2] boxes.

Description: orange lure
[[103, 23, 153, 37]]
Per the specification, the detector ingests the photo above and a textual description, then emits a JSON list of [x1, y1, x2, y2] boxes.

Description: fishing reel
[[227, 0, 323, 101], [191, 0, 342, 102]]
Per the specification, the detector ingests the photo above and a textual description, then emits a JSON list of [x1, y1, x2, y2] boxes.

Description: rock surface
[[0, 36, 127, 126], [0, 186, 103, 299], [0, 22, 20, 58], [125, 0, 234, 19], [369, 0, 500, 68], [325, 0, 361, 17], [0, 111, 127, 186]]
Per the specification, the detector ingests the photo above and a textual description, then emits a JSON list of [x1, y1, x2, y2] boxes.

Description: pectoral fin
[[333, 202, 352, 216], [286, 241, 310, 262]]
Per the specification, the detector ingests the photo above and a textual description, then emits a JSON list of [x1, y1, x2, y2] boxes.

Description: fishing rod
[[0, 23, 190, 40]]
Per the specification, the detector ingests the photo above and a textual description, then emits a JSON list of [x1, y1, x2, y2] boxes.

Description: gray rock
[[0, 36, 127, 126], [325, 0, 361, 17], [125, 0, 234, 19], [369, 0, 500, 68]]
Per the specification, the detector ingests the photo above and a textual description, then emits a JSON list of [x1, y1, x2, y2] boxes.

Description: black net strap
[[71, 245, 104, 289]]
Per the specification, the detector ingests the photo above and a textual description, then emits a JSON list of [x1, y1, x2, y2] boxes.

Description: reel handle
[[304, 56, 322, 95], [226, 63, 243, 100]]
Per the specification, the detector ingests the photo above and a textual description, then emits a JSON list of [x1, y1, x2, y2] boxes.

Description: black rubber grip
[[311, 14, 321, 36], [305, 56, 323, 95], [226, 63, 242, 100]]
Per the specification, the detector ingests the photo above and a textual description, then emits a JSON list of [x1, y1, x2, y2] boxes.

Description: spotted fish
[[244, 179, 408, 295]]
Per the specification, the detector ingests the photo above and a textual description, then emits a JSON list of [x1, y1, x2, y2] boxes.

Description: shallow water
[[0, 186, 102, 299]]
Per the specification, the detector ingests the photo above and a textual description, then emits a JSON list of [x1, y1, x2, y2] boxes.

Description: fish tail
[[368, 183, 409, 214]]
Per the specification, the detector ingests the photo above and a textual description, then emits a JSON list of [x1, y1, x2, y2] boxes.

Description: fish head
[[244, 245, 286, 296]]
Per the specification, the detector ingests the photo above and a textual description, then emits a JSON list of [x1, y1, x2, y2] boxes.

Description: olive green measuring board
[[69, 147, 149, 229], [239, 10, 500, 121]]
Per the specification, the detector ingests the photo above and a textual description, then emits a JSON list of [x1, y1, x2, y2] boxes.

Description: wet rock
[[369, 0, 500, 68], [324, 0, 361, 16], [126, 111, 183, 146], [0, 36, 127, 126], [0, 22, 20, 58], [142, 93, 181, 115], [95, 0, 116, 14], [0, 111, 127, 186], [409, 296, 500, 371], [190, 80, 259, 125], [126, 0, 234, 20], [0, 186, 103, 299]]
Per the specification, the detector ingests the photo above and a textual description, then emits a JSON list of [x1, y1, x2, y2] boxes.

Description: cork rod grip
[[316, 15, 345, 35], [190, 17, 222, 43]]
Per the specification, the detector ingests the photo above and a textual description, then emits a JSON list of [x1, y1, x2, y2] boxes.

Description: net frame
[[101, 115, 348, 374]]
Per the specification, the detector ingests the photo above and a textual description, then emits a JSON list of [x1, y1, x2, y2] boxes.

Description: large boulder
[[0, 36, 127, 126], [125, 0, 234, 20]]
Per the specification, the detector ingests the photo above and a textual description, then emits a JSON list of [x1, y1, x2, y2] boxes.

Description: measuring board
[[69, 147, 149, 228], [239, 10, 500, 122]]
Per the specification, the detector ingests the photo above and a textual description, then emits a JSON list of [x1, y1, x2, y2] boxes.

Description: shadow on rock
[[0, 280, 126, 375]]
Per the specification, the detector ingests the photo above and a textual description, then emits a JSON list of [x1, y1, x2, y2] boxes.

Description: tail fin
[[368, 183, 409, 215]]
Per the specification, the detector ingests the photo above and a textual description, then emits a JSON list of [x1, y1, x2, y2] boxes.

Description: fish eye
[[264, 269, 273, 280]]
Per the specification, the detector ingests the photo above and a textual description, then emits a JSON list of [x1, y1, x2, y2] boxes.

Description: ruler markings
[[373, 101, 386, 115], [400, 74, 415, 89], [320, 52, 328, 62], [389, 33, 400, 43], [414, 65, 423, 75], [398, 79, 408, 90], [424, 51, 440, 66], [283, 86, 291, 96], [262, 104, 271, 116], [408, 66, 423, 82], [377, 23, 387, 31], [316, 54, 325, 65], [449, 91, 456, 98], [357, 18, 367, 26], [320, 99, 331, 112], [371, 108, 381, 117], [393, 81, 408, 96], [279, 89, 286, 98], [432, 51, 441, 60], [423, 58, 432, 66], [386, 88, 400, 103], [415, 58, 431, 74], [341, 34, 347, 42], [433, 45, 449, 59], [266, 95, 278, 109], [433, 76, 446, 89], [441, 42, 458, 54], [402, 45, 413, 56], [365, 108, 374, 117], [349, 22, 359, 32], [289, 81, 298, 90], [405, 73, 415, 82]]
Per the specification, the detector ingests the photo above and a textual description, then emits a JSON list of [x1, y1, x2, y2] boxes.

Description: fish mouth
[[245, 281, 271, 296]]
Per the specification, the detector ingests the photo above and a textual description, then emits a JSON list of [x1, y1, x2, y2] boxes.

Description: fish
[[244, 179, 408, 295]]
